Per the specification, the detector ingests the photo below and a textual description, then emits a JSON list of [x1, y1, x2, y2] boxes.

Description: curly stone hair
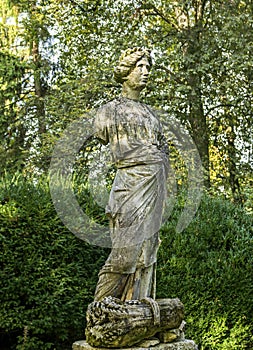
[[114, 47, 152, 84]]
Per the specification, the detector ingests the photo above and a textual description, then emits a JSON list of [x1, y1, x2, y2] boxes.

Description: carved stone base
[[72, 340, 198, 350], [85, 297, 184, 348]]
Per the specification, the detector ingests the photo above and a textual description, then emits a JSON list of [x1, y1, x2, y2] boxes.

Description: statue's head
[[114, 47, 152, 84]]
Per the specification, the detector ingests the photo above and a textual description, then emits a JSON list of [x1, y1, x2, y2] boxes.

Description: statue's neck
[[121, 84, 141, 101]]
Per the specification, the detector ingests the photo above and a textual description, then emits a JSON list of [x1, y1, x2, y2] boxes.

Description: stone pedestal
[[81, 298, 197, 349], [72, 340, 198, 350]]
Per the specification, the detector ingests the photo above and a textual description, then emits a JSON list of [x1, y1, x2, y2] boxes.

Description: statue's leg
[[94, 263, 156, 302], [139, 263, 156, 299], [128, 263, 156, 300], [94, 269, 130, 301], [94, 213, 157, 301]]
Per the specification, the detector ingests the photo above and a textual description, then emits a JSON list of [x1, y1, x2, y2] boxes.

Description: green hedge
[[157, 194, 253, 349], [0, 173, 109, 349], [0, 173, 252, 349]]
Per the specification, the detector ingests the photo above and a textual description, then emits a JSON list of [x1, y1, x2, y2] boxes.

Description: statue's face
[[124, 57, 151, 91]]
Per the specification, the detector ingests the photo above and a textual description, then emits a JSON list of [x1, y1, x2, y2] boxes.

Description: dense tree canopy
[[1, 0, 252, 207]]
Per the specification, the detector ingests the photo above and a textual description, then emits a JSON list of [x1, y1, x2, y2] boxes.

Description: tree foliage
[[0, 0, 252, 204]]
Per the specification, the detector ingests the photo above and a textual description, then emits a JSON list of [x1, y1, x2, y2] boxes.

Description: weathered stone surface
[[93, 48, 169, 303], [136, 337, 160, 348], [85, 297, 184, 348], [72, 340, 198, 350], [74, 48, 198, 350], [157, 329, 181, 343], [157, 322, 186, 344]]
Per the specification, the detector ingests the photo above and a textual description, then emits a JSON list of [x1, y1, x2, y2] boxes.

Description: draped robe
[[93, 97, 168, 301]]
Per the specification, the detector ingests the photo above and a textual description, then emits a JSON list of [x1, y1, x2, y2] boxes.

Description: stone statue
[[93, 47, 169, 302], [81, 48, 198, 350]]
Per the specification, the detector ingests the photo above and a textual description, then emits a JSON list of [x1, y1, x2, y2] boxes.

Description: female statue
[[93, 48, 168, 302]]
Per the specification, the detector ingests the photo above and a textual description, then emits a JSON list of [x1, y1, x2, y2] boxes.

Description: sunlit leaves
[[0, 0, 252, 204]]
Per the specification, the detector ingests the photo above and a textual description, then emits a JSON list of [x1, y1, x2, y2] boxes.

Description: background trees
[[1, 0, 252, 204]]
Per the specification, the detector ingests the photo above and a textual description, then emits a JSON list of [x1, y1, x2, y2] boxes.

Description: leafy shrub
[[0, 173, 252, 349], [0, 173, 108, 349], [157, 193, 253, 349]]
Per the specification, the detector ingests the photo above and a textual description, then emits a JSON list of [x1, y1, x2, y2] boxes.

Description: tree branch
[[68, 0, 86, 13], [155, 64, 185, 85], [204, 102, 241, 118], [142, 4, 180, 31], [3, 90, 34, 109], [68, 0, 101, 14]]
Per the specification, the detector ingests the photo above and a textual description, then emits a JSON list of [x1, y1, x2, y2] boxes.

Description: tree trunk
[[32, 38, 46, 136], [226, 116, 242, 203], [184, 27, 210, 188]]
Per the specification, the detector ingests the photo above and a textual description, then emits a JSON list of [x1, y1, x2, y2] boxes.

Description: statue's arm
[[94, 107, 109, 145]]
